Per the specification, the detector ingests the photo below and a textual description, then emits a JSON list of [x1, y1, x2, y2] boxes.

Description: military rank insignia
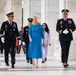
[[60, 21, 63, 25], [13, 24, 16, 31], [68, 20, 72, 24], [5, 25, 7, 31], [5, 25, 7, 28], [13, 23, 16, 28]]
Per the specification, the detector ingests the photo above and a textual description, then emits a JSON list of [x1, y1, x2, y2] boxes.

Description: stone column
[[41, 0, 59, 56], [59, 0, 68, 18], [0, 3, 5, 27], [23, 0, 41, 27], [23, 0, 31, 27], [4, 0, 12, 21], [31, 0, 41, 18], [41, 0, 46, 23], [12, 0, 22, 30]]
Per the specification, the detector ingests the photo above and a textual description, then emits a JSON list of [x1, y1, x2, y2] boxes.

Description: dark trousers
[[16, 46, 18, 53], [18, 44, 26, 54], [26, 43, 29, 60], [60, 41, 71, 63], [0, 42, 3, 53], [26, 43, 32, 62], [4, 41, 16, 65]]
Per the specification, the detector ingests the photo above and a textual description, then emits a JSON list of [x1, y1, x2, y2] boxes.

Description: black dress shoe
[[11, 65, 15, 68], [18, 52, 20, 54], [1, 52, 3, 54], [67, 63, 69, 66], [27, 60, 29, 63], [63, 65, 67, 68], [42, 61, 45, 63], [6, 63, 9, 66], [30, 61, 32, 64], [63, 63, 67, 68], [45, 58, 47, 61]]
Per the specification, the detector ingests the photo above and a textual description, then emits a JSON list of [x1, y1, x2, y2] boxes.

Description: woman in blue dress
[[28, 16, 44, 68]]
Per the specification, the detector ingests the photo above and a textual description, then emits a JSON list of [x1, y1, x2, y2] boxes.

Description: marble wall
[[0, 0, 7, 27], [12, 0, 22, 29], [41, 0, 59, 56], [23, 0, 31, 27]]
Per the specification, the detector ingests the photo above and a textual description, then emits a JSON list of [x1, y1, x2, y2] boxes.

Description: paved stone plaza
[[0, 54, 76, 75]]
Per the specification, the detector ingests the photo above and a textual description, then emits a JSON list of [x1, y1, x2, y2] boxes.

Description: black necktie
[[10, 22, 12, 26], [65, 19, 67, 21]]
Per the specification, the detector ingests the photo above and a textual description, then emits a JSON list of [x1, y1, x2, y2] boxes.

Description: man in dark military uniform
[[23, 18, 33, 64], [0, 12, 21, 68], [56, 9, 75, 68]]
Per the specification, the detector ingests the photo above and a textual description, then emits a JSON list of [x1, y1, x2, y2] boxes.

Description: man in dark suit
[[23, 18, 33, 64], [0, 12, 21, 68], [56, 9, 75, 68]]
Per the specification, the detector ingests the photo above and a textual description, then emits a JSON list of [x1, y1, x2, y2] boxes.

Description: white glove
[[63, 29, 69, 34], [19, 40, 21, 45], [22, 42, 25, 45], [1, 37, 5, 43]]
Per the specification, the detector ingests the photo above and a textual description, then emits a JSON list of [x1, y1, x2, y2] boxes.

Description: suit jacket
[[56, 18, 75, 41]]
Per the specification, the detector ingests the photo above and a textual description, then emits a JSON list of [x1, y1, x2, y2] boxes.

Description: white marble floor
[[0, 53, 76, 75]]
